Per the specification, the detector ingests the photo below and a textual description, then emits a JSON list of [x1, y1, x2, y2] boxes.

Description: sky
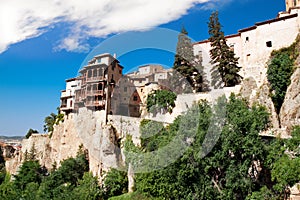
[[0, 0, 285, 136]]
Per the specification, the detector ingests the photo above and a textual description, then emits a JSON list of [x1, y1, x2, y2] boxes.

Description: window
[[229, 44, 234, 51], [133, 96, 138, 101], [87, 70, 92, 78], [266, 41, 272, 47], [246, 54, 251, 61], [98, 84, 103, 90], [124, 87, 127, 92], [246, 37, 249, 42]]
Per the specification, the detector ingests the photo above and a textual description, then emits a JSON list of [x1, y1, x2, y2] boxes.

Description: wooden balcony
[[86, 76, 105, 82], [86, 90, 104, 96], [85, 100, 106, 107]]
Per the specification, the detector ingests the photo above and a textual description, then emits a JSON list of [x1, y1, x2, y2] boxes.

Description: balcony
[[61, 90, 73, 98], [85, 100, 106, 107], [86, 90, 104, 96], [86, 76, 105, 82]]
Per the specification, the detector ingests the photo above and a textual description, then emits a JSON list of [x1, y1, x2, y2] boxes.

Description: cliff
[[6, 109, 124, 179]]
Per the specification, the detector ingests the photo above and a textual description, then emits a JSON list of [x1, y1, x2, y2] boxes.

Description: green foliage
[[208, 11, 242, 87], [271, 155, 300, 191], [13, 160, 45, 190], [25, 128, 38, 139], [133, 95, 274, 199], [72, 172, 103, 200], [109, 191, 162, 200], [267, 38, 298, 113], [146, 89, 177, 115], [104, 168, 128, 199], [0, 146, 91, 200], [44, 113, 57, 133], [0, 148, 6, 185], [43, 108, 64, 135], [172, 27, 207, 93]]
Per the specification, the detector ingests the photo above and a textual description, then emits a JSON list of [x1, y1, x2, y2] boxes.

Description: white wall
[[194, 10, 300, 88]]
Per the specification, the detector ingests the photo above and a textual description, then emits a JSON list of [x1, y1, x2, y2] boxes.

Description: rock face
[[5, 108, 130, 180], [280, 67, 300, 133], [240, 77, 280, 129]]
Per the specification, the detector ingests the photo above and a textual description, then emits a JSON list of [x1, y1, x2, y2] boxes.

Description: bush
[[146, 90, 177, 115]]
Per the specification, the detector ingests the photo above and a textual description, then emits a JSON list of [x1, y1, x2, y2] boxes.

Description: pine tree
[[208, 11, 242, 87], [172, 27, 206, 93]]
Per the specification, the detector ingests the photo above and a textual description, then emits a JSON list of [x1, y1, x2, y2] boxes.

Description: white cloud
[[0, 0, 219, 53]]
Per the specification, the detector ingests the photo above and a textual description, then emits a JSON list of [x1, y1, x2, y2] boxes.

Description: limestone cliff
[[5, 108, 127, 179], [280, 66, 300, 132], [240, 77, 280, 130]]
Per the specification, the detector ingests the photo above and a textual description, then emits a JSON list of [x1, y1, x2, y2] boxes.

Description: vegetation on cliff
[[0, 146, 100, 200], [146, 89, 177, 115], [267, 36, 299, 114], [109, 94, 300, 200]]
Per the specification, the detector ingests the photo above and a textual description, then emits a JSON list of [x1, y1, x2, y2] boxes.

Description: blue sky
[[0, 0, 285, 136]]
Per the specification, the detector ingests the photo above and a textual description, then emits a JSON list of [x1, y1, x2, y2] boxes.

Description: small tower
[[286, 0, 300, 11]]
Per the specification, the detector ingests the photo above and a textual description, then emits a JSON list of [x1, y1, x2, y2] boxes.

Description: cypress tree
[[208, 11, 242, 87], [173, 27, 205, 93]]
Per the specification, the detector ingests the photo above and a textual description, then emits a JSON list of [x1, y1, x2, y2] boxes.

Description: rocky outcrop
[[5, 108, 128, 180], [240, 77, 280, 130], [239, 77, 258, 100], [290, 183, 300, 200], [280, 67, 300, 133]]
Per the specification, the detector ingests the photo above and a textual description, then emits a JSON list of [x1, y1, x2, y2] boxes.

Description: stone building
[[60, 78, 80, 115], [111, 64, 171, 117], [193, 0, 300, 88], [60, 53, 123, 117]]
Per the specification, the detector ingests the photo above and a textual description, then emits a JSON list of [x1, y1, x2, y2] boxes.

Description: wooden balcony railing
[[86, 90, 104, 96], [85, 100, 105, 107], [86, 76, 105, 82]]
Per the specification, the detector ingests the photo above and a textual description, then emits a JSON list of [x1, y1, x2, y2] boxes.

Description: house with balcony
[[60, 53, 123, 116], [60, 78, 81, 115], [111, 64, 171, 117]]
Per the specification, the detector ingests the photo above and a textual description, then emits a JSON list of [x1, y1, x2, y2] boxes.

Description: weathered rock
[[280, 67, 300, 133], [290, 183, 300, 200], [240, 77, 280, 129], [239, 76, 258, 100], [5, 108, 126, 181]]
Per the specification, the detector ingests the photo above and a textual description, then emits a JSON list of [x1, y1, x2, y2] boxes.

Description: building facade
[[60, 78, 81, 115], [111, 65, 171, 117], [60, 53, 123, 117], [194, 1, 300, 88]]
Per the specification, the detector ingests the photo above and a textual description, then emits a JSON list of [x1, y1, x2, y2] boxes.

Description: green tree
[[37, 146, 89, 199], [13, 160, 45, 190], [146, 89, 177, 115], [173, 27, 206, 93], [43, 113, 57, 133], [25, 128, 38, 139], [73, 172, 103, 200], [0, 174, 19, 200], [43, 107, 64, 134], [208, 11, 242, 87], [135, 95, 271, 199], [104, 168, 128, 198], [267, 52, 295, 114]]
